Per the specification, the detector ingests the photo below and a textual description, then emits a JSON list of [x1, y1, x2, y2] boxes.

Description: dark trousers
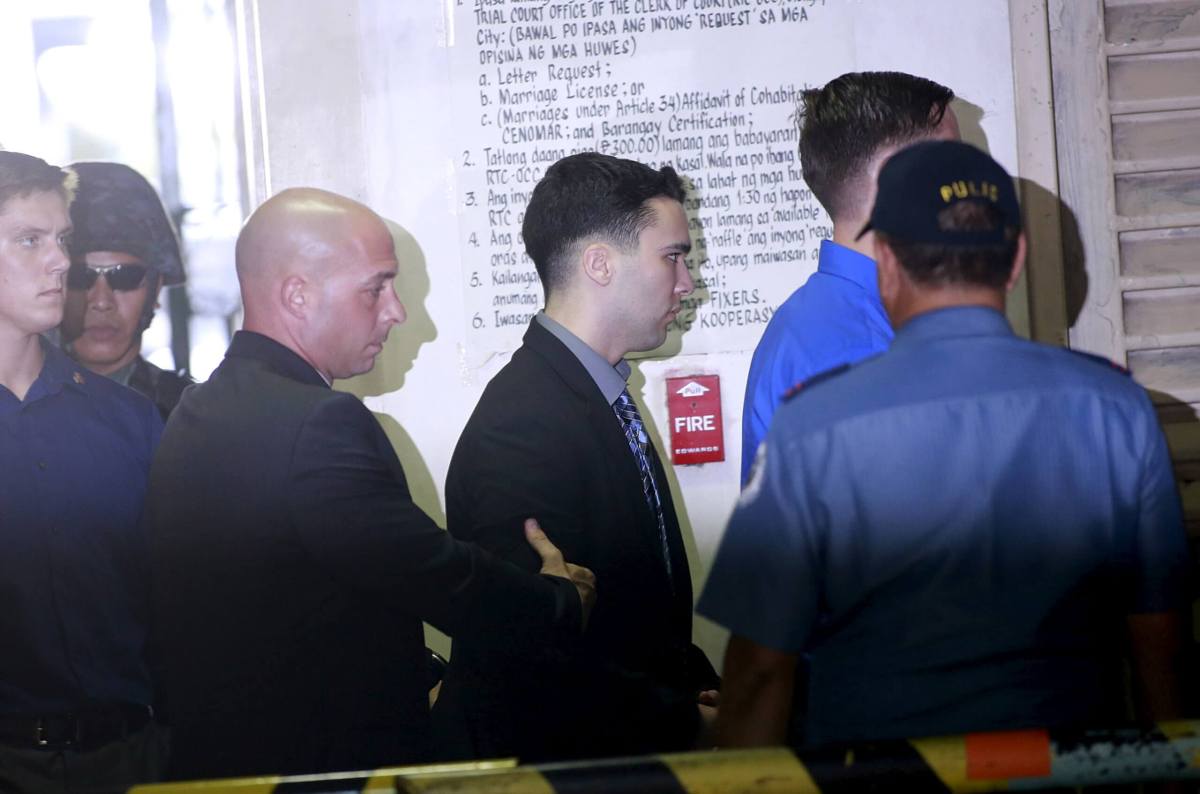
[[0, 722, 167, 794]]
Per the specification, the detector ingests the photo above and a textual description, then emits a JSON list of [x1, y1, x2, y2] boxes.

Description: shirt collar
[[107, 357, 138, 387], [21, 337, 90, 403], [535, 312, 630, 405], [892, 306, 1014, 348], [225, 330, 330, 388], [816, 240, 880, 295]]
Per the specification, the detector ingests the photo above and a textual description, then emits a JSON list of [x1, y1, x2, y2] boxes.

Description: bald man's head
[[235, 187, 406, 381], [236, 188, 371, 288]]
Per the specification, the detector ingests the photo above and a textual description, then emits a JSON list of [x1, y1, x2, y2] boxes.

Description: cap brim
[[854, 222, 874, 241]]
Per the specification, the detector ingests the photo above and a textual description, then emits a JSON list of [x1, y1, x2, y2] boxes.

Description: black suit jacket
[[433, 319, 718, 762], [146, 331, 579, 780]]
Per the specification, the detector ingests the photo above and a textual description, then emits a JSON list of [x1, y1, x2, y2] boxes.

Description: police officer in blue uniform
[[701, 140, 1190, 748]]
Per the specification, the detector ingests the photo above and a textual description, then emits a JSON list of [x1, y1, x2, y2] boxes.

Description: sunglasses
[[67, 262, 149, 292]]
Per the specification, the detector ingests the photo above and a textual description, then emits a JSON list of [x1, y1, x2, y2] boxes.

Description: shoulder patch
[[782, 362, 851, 402], [1067, 349, 1131, 377]]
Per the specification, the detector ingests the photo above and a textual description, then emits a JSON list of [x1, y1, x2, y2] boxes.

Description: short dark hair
[[798, 71, 954, 221], [0, 151, 75, 212], [879, 201, 1019, 289], [523, 152, 686, 297]]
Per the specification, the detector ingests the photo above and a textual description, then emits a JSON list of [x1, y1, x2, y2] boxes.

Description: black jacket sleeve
[[445, 403, 701, 755], [285, 393, 580, 641]]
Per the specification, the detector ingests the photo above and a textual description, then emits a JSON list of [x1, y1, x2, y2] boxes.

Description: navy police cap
[[857, 140, 1021, 246]]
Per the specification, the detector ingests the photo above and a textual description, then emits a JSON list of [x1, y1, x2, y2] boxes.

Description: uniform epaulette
[[782, 362, 851, 402], [1067, 349, 1131, 377]]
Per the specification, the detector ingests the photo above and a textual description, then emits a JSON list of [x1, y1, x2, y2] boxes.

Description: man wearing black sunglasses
[[60, 162, 192, 420], [0, 152, 166, 791]]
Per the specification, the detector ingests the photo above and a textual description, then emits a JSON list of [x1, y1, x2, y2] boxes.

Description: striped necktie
[[613, 389, 672, 579]]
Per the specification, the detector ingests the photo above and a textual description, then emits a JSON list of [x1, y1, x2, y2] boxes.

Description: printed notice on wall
[[444, 0, 1016, 356], [451, 0, 842, 356]]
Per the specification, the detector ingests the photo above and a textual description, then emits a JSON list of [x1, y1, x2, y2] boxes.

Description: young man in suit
[[145, 188, 595, 780], [434, 152, 720, 762]]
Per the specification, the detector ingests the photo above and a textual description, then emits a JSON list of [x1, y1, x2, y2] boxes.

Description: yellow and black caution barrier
[[130, 720, 1200, 793]]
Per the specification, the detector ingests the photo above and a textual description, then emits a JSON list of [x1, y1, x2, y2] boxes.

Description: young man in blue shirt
[[0, 152, 164, 792], [741, 71, 959, 483]]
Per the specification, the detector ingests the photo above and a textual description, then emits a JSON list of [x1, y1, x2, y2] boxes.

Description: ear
[[858, 146, 899, 224], [581, 243, 614, 288], [282, 275, 309, 319], [873, 236, 902, 306], [1005, 232, 1027, 293]]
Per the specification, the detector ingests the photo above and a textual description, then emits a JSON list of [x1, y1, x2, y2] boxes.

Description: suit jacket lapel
[[522, 322, 671, 573], [645, 440, 694, 611]]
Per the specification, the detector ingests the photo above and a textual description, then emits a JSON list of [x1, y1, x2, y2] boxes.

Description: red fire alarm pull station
[[666, 375, 725, 465]]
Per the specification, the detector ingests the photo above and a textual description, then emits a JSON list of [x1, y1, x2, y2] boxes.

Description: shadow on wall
[[627, 185, 710, 602], [953, 97, 1039, 337], [337, 219, 445, 525], [636, 174, 712, 362], [1013, 176, 1087, 345], [346, 219, 438, 398], [1055, 185, 1198, 683], [1055, 188, 1090, 331], [952, 97, 988, 153], [957, 99, 1087, 343]]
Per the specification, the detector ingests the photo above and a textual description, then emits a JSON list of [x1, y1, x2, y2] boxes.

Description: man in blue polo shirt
[[0, 152, 164, 792], [741, 71, 959, 483], [703, 141, 1189, 747]]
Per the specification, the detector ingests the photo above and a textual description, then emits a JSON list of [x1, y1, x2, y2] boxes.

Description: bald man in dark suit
[[146, 188, 594, 779]]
